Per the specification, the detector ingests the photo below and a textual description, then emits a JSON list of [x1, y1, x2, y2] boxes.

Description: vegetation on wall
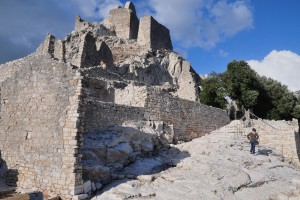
[[200, 60, 300, 121]]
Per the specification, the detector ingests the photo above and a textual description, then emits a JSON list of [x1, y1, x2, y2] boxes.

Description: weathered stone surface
[[83, 180, 92, 194], [138, 16, 173, 50], [37, 34, 55, 57], [82, 162, 111, 184], [0, 56, 83, 198], [72, 193, 89, 200], [92, 121, 300, 200], [103, 2, 139, 39]]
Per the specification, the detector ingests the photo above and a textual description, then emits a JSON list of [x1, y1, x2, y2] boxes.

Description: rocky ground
[[1, 121, 300, 200], [92, 121, 300, 200]]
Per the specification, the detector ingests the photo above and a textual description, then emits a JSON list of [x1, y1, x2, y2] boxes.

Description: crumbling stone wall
[[38, 33, 114, 69], [138, 16, 173, 50], [144, 87, 229, 142], [115, 83, 147, 107], [82, 81, 229, 142], [74, 16, 91, 32], [103, 3, 139, 40], [166, 53, 201, 101], [0, 56, 83, 198]]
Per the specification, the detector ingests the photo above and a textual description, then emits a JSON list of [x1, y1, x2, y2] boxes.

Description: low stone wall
[[249, 119, 300, 166], [82, 99, 145, 132], [0, 56, 83, 199], [144, 87, 230, 142]]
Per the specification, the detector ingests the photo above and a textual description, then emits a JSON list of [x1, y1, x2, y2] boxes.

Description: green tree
[[292, 93, 300, 120], [224, 60, 260, 110], [259, 76, 296, 120], [200, 72, 227, 109]]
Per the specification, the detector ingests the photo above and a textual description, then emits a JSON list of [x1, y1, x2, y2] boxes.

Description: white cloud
[[248, 50, 300, 92], [219, 49, 229, 57], [70, 0, 122, 19], [142, 0, 253, 49]]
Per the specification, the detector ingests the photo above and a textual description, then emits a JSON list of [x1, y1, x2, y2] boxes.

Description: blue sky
[[0, 0, 300, 91]]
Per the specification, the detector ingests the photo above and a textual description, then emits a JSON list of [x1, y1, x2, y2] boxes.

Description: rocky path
[[92, 121, 300, 200]]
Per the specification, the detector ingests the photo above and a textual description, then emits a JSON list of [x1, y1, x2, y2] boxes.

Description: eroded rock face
[[82, 121, 175, 184]]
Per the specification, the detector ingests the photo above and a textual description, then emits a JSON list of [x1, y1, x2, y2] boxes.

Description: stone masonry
[[103, 2, 139, 40], [0, 55, 83, 198], [137, 16, 173, 50]]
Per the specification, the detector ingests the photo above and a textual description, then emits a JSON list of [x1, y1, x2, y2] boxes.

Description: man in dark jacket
[[247, 128, 259, 154]]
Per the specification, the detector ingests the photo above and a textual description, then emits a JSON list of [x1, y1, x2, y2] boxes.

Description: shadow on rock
[[257, 148, 273, 156], [0, 151, 17, 198]]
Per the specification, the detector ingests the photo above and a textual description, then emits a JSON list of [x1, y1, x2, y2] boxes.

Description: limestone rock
[[82, 162, 111, 184], [92, 121, 300, 200], [83, 180, 92, 194]]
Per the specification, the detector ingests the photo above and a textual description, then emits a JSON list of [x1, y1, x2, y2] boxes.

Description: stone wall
[[138, 16, 173, 50], [82, 100, 145, 133], [74, 16, 91, 32], [166, 55, 201, 101], [144, 87, 230, 142], [104, 3, 139, 40], [115, 83, 147, 107], [82, 81, 229, 142], [38, 33, 114, 69], [0, 57, 29, 83], [0, 56, 83, 199]]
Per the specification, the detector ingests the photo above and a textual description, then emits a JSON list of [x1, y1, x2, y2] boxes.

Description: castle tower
[[104, 1, 139, 39], [138, 16, 173, 50]]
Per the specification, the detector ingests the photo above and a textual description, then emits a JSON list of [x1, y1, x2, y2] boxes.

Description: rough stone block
[[83, 180, 92, 194], [138, 16, 172, 50]]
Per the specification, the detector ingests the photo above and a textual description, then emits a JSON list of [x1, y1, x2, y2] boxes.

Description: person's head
[[252, 128, 256, 132]]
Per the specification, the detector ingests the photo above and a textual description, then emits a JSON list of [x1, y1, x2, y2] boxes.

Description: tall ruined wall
[[166, 53, 201, 101], [138, 16, 173, 50], [38, 33, 114, 69], [0, 56, 83, 198], [0, 57, 32, 83], [103, 4, 139, 40], [246, 119, 300, 166]]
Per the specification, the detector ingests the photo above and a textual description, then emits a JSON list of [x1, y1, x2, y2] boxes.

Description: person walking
[[247, 128, 259, 154]]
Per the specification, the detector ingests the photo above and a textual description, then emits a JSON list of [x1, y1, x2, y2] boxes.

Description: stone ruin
[[0, 2, 230, 199]]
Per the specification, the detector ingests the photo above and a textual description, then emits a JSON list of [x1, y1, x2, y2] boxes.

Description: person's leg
[[250, 142, 255, 154]]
